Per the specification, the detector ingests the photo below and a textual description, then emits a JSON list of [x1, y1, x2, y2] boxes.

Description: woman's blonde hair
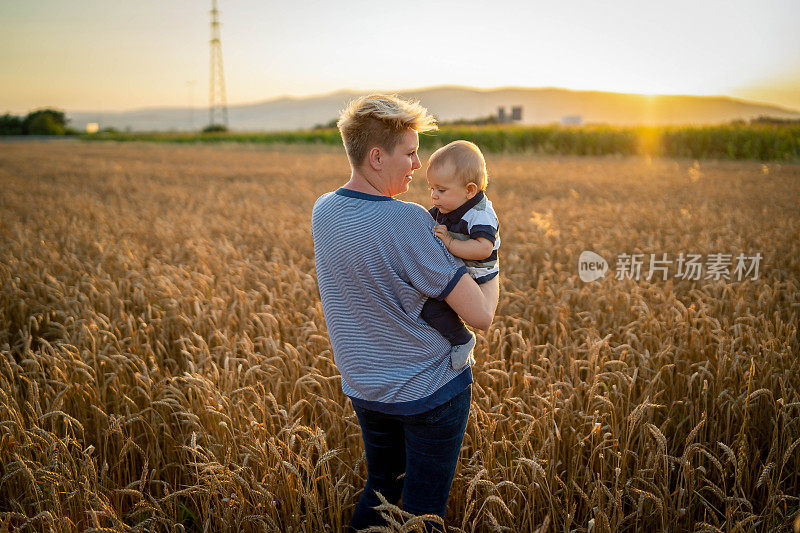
[[428, 140, 488, 191], [337, 94, 437, 168]]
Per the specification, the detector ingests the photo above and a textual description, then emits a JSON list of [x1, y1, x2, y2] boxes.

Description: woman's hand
[[433, 225, 453, 248]]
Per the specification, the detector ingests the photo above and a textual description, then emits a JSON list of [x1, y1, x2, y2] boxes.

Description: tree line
[[0, 109, 75, 135]]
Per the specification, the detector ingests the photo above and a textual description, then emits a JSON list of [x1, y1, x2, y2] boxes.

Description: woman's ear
[[466, 182, 479, 199], [368, 146, 382, 171]]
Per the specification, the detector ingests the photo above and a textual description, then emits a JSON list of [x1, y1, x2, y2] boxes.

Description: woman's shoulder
[[393, 199, 430, 215], [312, 191, 336, 210], [390, 200, 437, 227]]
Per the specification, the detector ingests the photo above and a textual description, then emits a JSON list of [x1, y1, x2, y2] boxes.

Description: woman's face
[[381, 129, 421, 197]]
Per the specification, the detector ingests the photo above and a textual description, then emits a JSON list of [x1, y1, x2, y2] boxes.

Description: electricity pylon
[[208, 0, 228, 129]]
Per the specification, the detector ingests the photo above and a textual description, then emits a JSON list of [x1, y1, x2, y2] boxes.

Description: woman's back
[[312, 187, 471, 414]]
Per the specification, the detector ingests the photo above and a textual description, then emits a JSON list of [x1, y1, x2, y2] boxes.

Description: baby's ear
[[466, 182, 479, 199]]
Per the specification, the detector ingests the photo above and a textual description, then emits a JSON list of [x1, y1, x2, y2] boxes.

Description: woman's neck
[[343, 169, 389, 197]]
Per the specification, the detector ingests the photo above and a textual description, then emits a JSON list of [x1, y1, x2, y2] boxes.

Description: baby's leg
[[421, 298, 472, 345], [421, 299, 476, 370]]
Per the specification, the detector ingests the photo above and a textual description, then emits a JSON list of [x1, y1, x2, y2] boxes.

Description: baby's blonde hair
[[337, 94, 438, 168], [428, 140, 488, 190]]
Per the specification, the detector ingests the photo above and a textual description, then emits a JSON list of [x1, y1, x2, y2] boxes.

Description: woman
[[311, 94, 499, 531]]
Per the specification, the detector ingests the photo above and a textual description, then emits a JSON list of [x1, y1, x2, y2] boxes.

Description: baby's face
[[426, 163, 472, 214]]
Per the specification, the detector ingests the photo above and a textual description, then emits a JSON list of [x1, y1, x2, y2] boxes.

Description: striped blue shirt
[[311, 188, 472, 415]]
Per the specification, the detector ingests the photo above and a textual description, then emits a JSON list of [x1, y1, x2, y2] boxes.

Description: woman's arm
[[444, 274, 499, 331]]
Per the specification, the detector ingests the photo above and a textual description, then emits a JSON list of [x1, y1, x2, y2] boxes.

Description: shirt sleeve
[[466, 208, 499, 244], [469, 224, 497, 244], [393, 206, 468, 301]]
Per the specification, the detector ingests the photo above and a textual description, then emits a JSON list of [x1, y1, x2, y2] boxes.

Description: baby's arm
[[434, 225, 494, 260]]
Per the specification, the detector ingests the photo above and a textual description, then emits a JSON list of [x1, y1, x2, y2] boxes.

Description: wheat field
[[1, 140, 798, 532]]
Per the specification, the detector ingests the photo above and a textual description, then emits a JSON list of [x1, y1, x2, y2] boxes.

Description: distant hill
[[67, 86, 800, 132]]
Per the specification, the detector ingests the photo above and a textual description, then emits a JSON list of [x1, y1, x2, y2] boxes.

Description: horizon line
[[11, 84, 800, 116]]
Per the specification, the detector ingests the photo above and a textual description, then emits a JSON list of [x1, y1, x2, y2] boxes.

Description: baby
[[422, 140, 500, 370]]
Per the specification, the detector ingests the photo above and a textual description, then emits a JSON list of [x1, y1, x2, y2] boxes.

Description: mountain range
[[66, 86, 800, 132]]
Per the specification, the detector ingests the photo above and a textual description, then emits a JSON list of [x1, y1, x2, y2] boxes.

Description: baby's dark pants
[[421, 298, 473, 346]]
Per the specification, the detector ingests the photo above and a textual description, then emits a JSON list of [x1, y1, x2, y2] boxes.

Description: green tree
[[202, 124, 228, 133], [23, 109, 67, 135], [0, 113, 24, 135]]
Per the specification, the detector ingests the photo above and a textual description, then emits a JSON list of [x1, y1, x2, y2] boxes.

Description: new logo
[[578, 251, 608, 282]]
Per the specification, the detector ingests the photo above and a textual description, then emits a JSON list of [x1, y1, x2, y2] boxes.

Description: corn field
[[85, 122, 800, 161], [1, 140, 799, 532]]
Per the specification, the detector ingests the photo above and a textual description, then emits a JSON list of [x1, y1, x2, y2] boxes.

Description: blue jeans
[[349, 384, 472, 532]]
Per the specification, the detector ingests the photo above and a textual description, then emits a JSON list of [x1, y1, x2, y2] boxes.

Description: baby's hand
[[434, 225, 453, 247]]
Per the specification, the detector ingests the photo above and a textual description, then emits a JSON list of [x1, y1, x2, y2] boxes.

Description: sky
[[2, 0, 799, 115]]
